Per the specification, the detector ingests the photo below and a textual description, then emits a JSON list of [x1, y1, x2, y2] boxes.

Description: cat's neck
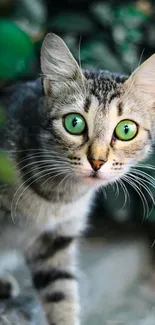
[[1, 171, 91, 216], [0, 178, 93, 232]]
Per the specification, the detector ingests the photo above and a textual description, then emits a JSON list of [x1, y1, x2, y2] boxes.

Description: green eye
[[114, 120, 138, 141], [64, 113, 86, 135]]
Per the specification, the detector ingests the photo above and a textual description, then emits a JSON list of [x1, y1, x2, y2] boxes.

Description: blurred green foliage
[[0, 19, 35, 80], [47, 0, 154, 74], [0, 105, 16, 184], [0, 151, 16, 184]]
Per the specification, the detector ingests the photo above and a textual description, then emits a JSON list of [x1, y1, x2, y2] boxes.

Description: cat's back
[[0, 79, 42, 113], [1, 79, 42, 128]]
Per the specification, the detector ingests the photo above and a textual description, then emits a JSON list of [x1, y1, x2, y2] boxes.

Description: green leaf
[[0, 19, 35, 80], [0, 151, 16, 184]]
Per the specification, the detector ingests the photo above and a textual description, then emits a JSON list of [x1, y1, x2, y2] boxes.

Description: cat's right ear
[[41, 33, 85, 95], [125, 54, 155, 95]]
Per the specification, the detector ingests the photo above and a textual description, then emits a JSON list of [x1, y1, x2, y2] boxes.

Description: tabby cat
[[0, 33, 155, 325]]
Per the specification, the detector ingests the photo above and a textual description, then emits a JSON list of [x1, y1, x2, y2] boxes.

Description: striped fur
[[27, 232, 80, 325]]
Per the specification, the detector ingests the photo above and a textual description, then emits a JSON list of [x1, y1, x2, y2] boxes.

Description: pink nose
[[89, 159, 104, 171]]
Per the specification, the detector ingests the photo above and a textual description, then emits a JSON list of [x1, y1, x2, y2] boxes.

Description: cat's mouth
[[82, 171, 103, 184], [90, 171, 99, 178], [76, 168, 110, 185]]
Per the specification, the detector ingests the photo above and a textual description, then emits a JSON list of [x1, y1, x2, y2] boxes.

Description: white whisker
[[11, 166, 72, 222], [17, 158, 69, 174], [13, 152, 69, 168], [118, 179, 130, 210], [123, 175, 149, 219]]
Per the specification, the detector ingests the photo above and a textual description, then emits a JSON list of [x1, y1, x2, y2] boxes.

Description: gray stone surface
[[79, 238, 155, 325], [1, 238, 155, 325], [0, 261, 47, 325]]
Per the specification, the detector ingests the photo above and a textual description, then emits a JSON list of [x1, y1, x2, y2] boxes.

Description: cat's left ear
[[41, 33, 85, 95], [125, 54, 155, 94]]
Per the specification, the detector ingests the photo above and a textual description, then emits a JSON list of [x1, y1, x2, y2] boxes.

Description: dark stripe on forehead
[[109, 93, 117, 104], [117, 101, 123, 116], [84, 97, 91, 112], [109, 91, 121, 105]]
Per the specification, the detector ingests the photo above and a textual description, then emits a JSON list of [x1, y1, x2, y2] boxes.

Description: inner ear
[[125, 54, 155, 94], [40, 33, 86, 95]]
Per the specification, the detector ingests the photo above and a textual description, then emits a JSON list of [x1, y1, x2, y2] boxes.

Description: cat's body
[[0, 33, 155, 325], [0, 78, 95, 325]]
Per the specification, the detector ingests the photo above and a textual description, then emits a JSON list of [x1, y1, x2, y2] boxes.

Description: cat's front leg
[[26, 230, 80, 325]]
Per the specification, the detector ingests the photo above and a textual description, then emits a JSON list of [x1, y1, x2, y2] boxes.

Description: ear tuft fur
[[41, 33, 83, 81], [125, 54, 155, 94]]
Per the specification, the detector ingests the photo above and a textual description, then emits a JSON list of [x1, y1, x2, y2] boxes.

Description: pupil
[[72, 117, 77, 127], [124, 124, 129, 134]]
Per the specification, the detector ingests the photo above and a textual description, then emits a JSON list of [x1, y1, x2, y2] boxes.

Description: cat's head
[[40, 33, 155, 188]]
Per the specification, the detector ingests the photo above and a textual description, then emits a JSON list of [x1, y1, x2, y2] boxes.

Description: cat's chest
[[0, 189, 93, 252]]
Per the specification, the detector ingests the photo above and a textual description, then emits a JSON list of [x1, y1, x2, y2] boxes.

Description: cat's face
[[40, 34, 155, 189]]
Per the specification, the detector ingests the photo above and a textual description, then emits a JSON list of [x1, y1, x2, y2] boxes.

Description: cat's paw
[[0, 275, 20, 300]]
